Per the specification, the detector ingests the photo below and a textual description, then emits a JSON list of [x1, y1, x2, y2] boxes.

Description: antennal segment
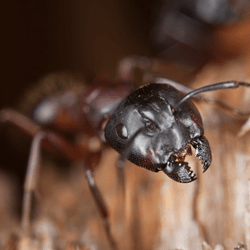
[[175, 81, 250, 109]]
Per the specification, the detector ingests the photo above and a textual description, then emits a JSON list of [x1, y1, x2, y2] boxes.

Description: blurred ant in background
[[150, 0, 250, 66]]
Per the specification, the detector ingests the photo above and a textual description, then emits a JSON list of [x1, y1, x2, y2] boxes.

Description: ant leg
[[0, 109, 117, 247], [22, 131, 117, 246], [0, 109, 40, 137], [0, 109, 117, 248], [21, 131, 45, 235], [20, 130, 83, 236], [85, 158, 117, 250], [0, 109, 83, 161]]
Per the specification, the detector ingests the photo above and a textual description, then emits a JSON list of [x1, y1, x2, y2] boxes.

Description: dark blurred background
[[2, 0, 250, 108], [1, 0, 154, 109]]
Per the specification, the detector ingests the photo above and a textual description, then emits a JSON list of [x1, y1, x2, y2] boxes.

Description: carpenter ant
[[106, 80, 250, 184], [1, 76, 250, 249]]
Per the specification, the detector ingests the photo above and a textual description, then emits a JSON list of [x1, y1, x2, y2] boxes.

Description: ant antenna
[[175, 81, 250, 109]]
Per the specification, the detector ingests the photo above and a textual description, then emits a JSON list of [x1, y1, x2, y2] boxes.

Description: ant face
[[105, 83, 204, 173]]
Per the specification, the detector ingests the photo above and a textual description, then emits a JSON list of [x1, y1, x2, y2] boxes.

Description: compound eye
[[170, 106, 175, 114], [146, 121, 155, 131], [116, 123, 128, 139]]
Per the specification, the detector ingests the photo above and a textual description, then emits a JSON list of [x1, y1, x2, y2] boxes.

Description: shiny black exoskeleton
[[105, 83, 212, 183]]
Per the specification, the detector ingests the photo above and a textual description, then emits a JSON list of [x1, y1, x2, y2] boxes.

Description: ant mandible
[[1, 70, 250, 249]]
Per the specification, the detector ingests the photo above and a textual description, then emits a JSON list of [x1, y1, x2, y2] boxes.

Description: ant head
[[105, 83, 204, 172]]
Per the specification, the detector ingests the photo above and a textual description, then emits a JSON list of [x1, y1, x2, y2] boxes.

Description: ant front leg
[[21, 131, 45, 235], [21, 130, 84, 236], [0, 109, 117, 249], [84, 151, 117, 250]]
